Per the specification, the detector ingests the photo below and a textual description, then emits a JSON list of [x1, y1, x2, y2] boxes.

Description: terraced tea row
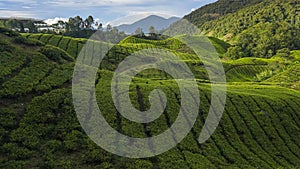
[[4, 69, 299, 168]]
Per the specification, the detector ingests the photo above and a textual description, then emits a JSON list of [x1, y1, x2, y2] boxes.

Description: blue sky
[[0, 0, 217, 26]]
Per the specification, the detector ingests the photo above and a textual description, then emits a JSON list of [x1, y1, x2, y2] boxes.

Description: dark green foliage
[[40, 45, 74, 63], [186, 0, 300, 59], [24, 34, 88, 59], [0, 51, 27, 82], [13, 36, 44, 46], [200, 0, 300, 39], [266, 63, 300, 83], [0, 38, 15, 52], [227, 21, 300, 58], [39, 34, 53, 44], [0, 53, 52, 97], [276, 48, 291, 58], [66, 39, 78, 58], [0, 27, 19, 37], [48, 35, 63, 46], [36, 63, 74, 91], [184, 0, 264, 27], [208, 36, 231, 56], [58, 37, 71, 51]]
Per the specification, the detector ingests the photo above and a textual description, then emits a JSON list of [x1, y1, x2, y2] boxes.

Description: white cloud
[[44, 17, 69, 25], [45, 0, 167, 7], [22, 6, 32, 9], [4, 0, 38, 5], [0, 0, 215, 25], [4, 0, 37, 3], [108, 12, 175, 26]]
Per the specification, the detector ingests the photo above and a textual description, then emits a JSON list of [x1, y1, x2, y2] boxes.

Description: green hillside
[[265, 61, 300, 90], [187, 0, 300, 40], [184, 0, 300, 60], [1, 27, 300, 168], [183, 0, 264, 27], [202, 0, 299, 38], [266, 51, 300, 84]]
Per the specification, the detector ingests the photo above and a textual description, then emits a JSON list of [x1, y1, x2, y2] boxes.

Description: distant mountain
[[117, 15, 180, 34]]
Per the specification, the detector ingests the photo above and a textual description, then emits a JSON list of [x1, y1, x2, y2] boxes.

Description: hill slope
[[184, 0, 264, 27], [184, 0, 300, 59], [0, 29, 300, 168]]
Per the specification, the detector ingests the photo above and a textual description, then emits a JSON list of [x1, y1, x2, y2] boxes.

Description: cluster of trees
[[184, 0, 264, 27], [54, 16, 97, 32], [200, 0, 300, 38], [1, 15, 128, 42], [193, 0, 300, 59], [53, 15, 127, 41], [134, 26, 166, 40], [1, 19, 39, 33], [226, 21, 300, 59]]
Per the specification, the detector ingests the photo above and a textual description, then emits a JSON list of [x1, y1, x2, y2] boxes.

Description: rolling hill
[[0, 27, 299, 168]]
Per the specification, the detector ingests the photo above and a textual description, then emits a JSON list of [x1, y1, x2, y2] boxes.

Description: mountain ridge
[[117, 15, 180, 34]]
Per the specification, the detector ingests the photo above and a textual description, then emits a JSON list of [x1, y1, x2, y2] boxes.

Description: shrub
[[14, 36, 44, 46], [254, 70, 274, 82], [225, 46, 245, 59], [276, 48, 291, 58], [0, 27, 19, 37], [0, 40, 14, 52], [40, 45, 73, 64]]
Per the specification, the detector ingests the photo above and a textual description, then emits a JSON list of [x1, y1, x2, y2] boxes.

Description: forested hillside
[[184, 0, 264, 27], [185, 0, 300, 59], [0, 26, 300, 168]]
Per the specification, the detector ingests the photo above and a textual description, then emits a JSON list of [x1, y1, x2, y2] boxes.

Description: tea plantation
[[0, 28, 299, 168]]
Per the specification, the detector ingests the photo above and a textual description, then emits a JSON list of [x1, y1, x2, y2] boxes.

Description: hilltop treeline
[[1, 16, 127, 43], [51, 15, 128, 42]]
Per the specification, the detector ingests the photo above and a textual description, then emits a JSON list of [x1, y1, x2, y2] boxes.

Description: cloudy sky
[[0, 0, 216, 26]]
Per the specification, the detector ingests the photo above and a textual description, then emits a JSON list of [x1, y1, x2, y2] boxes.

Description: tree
[[149, 26, 155, 34], [26, 20, 37, 33], [135, 27, 144, 37], [6, 19, 24, 32], [74, 16, 84, 30], [85, 15, 94, 29], [276, 48, 291, 58], [225, 46, 245, 59], [106, 24, 112, 32], [67, 17, 76, 31], [97, 23, 103, 31], [149, 26, 156, 38], [57, 20, 66, 29], [66, 16, 83, 32]]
